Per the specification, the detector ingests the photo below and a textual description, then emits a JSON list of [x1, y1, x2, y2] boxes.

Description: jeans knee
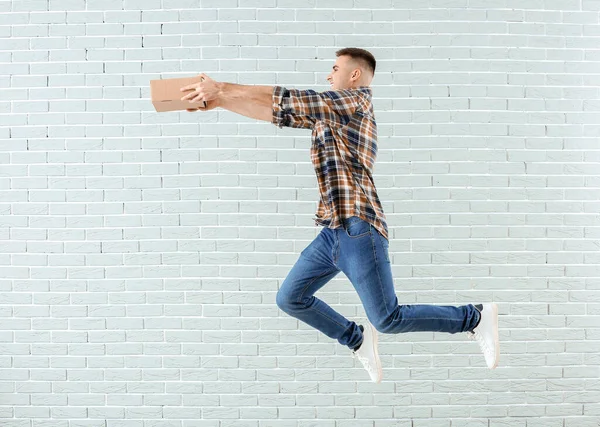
[[371, 318, 392, 334], [277, 290, 311, 313], [276, 291, 294, 312], [373, 323, 387, 334]]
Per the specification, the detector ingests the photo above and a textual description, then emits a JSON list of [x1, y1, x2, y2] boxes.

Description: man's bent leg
[[276, 227, 363, 349], [338, 217, 481, 335]]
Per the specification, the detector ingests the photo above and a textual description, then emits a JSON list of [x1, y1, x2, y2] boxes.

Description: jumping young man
[[180, 47, 500, 382]]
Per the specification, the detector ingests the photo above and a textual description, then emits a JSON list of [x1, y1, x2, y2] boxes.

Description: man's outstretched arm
[[181, 75, 273, 122], [218, 85, 362, 129], [217, 82, 273, 122], [215, 84, 316, 129], [181, 73, 342, 130]]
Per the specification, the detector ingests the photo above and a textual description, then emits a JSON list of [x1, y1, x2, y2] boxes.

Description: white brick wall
[[1, 1, 600, 426]]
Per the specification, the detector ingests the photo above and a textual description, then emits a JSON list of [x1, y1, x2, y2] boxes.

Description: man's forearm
[[216, 82, 274, 122], [218, 82, 273, 106]]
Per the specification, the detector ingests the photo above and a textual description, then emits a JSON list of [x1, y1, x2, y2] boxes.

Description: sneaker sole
[[368, 323, 383, 382], [490, 303, 500, 369]]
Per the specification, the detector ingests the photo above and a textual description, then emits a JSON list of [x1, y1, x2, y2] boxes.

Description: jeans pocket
[[343, 216, 371, 238]]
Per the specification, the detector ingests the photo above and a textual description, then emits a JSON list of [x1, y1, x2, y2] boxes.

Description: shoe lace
[[467, 329, 493, 357], [352, 350, 377, 376]]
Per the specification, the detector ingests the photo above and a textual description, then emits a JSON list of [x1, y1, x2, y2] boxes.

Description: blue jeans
[[276, 216, 481, 350]]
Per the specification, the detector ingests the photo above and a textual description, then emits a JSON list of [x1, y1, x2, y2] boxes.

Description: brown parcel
[[150, 75, 207, 112]]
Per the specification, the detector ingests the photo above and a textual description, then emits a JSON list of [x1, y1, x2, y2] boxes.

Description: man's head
[[327, 47, 376, 91]]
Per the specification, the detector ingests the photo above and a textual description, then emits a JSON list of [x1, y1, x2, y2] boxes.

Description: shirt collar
[[355, 86, 372, 98]]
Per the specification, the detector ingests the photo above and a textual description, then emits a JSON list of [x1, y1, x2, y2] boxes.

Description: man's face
[[327, 55, 359, 91]]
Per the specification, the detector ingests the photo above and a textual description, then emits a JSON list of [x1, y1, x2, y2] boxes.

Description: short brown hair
[[335, 47, 376, 76]]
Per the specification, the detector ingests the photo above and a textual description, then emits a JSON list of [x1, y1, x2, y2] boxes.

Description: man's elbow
[[219, 98, 273, 123]]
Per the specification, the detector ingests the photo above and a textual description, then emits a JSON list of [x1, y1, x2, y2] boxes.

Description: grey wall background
[[1, 0, 600, 426]]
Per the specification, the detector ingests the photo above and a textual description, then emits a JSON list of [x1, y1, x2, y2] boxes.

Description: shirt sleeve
[[272, 86, 365, 129]]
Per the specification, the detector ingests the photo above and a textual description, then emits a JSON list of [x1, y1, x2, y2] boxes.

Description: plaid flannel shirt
[[272, 85, 389, 241]]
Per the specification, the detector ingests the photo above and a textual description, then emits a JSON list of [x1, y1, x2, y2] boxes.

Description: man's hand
[[180, 73, 221, 104]]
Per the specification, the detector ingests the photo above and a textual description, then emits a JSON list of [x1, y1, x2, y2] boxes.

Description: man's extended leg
[[338, 216, 499, 374], [338, 216, 481, 336], [276, 227, 363, 350]]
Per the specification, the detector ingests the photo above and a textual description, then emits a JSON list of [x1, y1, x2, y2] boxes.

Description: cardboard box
[[150, 75, 207, 112]]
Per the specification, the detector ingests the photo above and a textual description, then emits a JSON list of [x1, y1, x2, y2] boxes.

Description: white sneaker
[[467, 303, 500, 369], [351, 322, 383, 383]]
